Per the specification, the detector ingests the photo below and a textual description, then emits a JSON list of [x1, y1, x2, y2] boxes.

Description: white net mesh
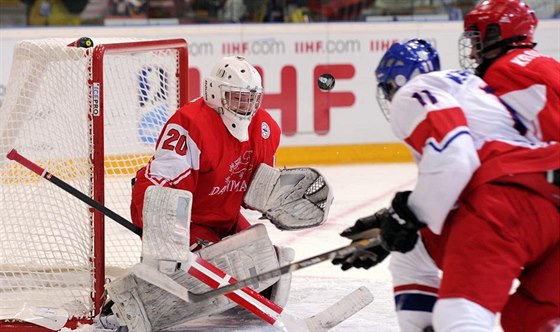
[[0, 38, 184, 320]]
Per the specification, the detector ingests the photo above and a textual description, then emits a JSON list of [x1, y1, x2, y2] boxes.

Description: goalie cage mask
[[203, 55, 263, 142]]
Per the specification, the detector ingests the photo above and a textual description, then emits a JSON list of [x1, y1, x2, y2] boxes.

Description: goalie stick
[[7, 148, 376, 330], [0, 305, 68, 331]]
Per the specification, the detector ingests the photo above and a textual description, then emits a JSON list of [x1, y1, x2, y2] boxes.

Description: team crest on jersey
[[209, 150, 254, 196], [261, 122, 270, 139]]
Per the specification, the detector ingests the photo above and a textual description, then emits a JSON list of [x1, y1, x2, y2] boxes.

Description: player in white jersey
[[333, 39, 559, 331]]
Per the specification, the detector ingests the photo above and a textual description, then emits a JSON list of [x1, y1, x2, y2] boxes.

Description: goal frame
[[0, 38, 189, 331]]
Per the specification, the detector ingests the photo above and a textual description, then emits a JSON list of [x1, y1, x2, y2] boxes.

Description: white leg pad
[[106, 265, 232, 331], [106, 274, 152, 332], [105, 224, 285, 331], [268, 245, 295, 307], [142, 186, 192, 274], [196, 223, 280, 290]]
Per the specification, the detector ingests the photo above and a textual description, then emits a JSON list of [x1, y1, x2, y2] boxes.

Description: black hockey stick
[[187, 235, 381, 301], [7, 148, 381, 300]]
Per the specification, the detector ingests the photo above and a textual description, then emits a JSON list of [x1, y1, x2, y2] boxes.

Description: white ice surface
[[66, 163, 504, 332]]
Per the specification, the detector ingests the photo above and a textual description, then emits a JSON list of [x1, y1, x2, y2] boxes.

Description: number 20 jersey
[[131, 97, 281, 236], [389, 70, 560, 234]]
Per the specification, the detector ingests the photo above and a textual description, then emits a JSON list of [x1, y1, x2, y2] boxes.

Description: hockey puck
[[78, 37, 94, 48], [317, 73, 335, 91]]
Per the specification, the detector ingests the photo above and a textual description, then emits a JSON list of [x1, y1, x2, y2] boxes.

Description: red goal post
[[0, 37, 188, 330]]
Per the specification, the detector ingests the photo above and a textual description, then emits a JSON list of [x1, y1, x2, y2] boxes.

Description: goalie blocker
[[244, 164, 334, 230]]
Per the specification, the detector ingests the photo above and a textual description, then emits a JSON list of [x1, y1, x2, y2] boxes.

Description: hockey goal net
[[0, 37, 188, 329]]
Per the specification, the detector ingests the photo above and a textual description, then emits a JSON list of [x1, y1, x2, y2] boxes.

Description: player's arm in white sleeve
[[391, 85, 480, 235], [145, 118, 202, 188], [408, 134, 480, 234]]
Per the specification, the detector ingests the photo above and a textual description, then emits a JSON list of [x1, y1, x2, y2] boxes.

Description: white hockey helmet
[[204, 56, 263, 142]]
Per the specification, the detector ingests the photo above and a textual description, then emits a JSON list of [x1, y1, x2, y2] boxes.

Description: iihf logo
[[261, 122, 270, 139]]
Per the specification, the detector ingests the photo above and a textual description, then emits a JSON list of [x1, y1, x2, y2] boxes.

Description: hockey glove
[[378, 191, 426, 253], [332, 214, 390, 271]]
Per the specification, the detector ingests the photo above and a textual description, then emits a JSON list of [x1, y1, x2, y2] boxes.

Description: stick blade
[[304, 286, 373, 331], [0, 304, 69, 331]]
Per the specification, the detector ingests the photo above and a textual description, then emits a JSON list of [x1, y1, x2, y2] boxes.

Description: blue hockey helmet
[[375, 39, 440, 119]]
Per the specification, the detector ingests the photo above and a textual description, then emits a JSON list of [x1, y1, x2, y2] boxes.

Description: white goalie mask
[[204, 56, 263, 142]]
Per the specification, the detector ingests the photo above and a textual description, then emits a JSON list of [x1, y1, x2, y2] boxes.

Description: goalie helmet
[[204, 56, 263, 142], [459, 0, 538, 74], [375, 39, 440, 120]]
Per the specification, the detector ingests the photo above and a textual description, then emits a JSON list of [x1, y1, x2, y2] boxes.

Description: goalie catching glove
[[244, 164, 333, 230]]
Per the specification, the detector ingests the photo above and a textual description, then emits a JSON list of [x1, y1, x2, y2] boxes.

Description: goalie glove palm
[[245, 164, 333, 230], [332, 214, 389, 271]]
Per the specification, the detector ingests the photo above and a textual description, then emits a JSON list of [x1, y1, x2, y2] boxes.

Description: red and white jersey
[[131, 97, 281, 237], [483, 48, 560, 142], [390, 70, 560, 234]]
